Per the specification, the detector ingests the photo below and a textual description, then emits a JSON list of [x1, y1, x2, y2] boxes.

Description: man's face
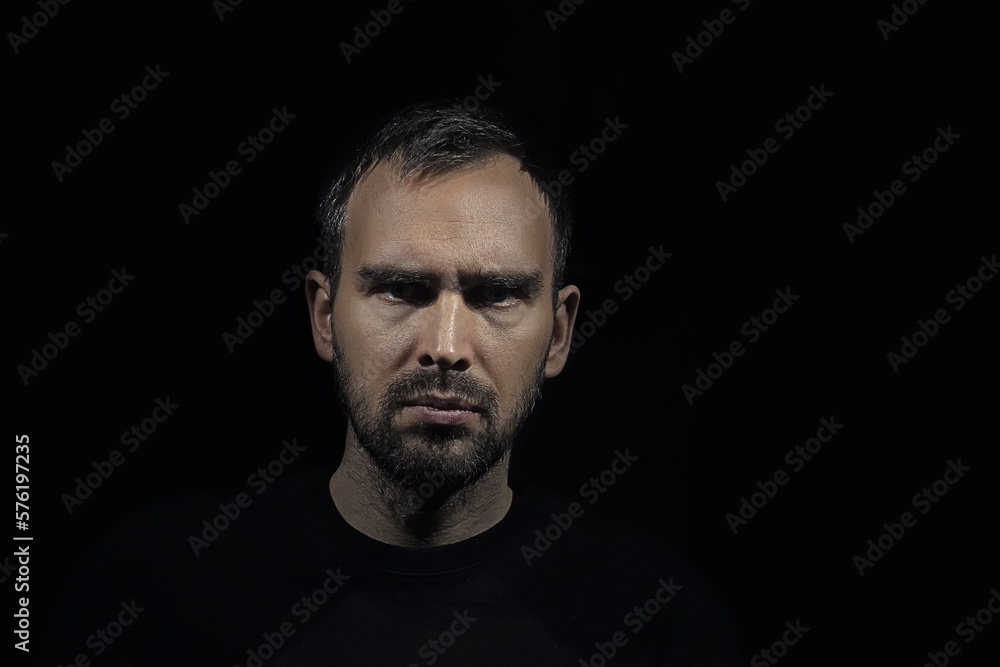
[[322, 156, 570, 491]]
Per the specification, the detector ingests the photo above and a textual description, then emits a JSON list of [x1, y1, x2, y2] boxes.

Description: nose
[[417, 291, 474, 372]]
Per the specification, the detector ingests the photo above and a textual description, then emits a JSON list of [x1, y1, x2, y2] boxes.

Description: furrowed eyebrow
[[355, 263, 545, 296], [356, 264, 436, 289], [464, 269, 545, 296]]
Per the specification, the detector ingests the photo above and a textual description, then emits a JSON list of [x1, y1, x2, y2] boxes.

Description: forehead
[[343, 156, 553, 278]]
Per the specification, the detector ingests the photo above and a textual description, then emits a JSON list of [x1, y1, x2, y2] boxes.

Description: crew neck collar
[[304, 464, 539, 575]]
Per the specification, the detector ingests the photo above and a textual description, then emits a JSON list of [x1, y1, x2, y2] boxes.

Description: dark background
[[6, 0, 996, 665]]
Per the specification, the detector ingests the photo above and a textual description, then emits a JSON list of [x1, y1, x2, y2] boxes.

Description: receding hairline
[[344, 153, 556, 240], [316, 101, 573, 306], [352, 152, 547, 199], [339, 154, 560, 301]]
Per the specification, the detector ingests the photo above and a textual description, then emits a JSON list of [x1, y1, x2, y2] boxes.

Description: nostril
[[442, 359, 470, 373], [416, 353, 470, 373]]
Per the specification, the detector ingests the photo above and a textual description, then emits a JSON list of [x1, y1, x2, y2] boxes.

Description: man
[[305, 100, 578, 550], [43, 101, 743, 666]]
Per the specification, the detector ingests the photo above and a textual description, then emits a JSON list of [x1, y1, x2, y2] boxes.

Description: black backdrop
[[6, 0, 997, 665]]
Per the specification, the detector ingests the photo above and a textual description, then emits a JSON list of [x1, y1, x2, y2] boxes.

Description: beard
[[330, 339, 547, 498]]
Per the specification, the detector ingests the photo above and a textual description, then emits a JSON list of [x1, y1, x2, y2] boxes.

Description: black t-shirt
[[43, 464, 743, 666]]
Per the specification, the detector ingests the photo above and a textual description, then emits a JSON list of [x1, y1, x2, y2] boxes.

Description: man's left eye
[[474, 285, 518, 305]]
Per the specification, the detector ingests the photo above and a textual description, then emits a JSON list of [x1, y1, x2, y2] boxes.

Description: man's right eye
[[377, 283, 430, 303]]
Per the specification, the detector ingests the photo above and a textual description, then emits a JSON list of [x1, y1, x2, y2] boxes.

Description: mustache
[[379, 370, 501, 420]]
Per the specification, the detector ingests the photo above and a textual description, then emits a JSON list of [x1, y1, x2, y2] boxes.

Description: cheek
[[483, 319, 551, 401], [332, 295, 408, 386]]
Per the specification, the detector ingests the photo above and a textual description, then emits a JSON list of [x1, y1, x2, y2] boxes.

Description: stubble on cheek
[[328, 297, 551, 491]]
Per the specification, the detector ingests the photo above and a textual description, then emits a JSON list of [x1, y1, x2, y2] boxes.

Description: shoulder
[[514, 485, 746, 665]]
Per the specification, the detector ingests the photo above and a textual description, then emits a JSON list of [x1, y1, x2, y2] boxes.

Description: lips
[[401, 394, 481, 412], [400, 394, 482, 426]]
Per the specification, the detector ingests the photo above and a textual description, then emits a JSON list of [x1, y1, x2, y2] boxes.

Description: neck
[[329, 430, 513, 547]]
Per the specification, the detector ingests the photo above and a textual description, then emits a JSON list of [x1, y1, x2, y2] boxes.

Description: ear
[[305, 270, 334, 362], [545, 284, 581, 378]]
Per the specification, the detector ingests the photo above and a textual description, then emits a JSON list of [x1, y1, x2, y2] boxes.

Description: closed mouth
[[401, 394, 481, 412]]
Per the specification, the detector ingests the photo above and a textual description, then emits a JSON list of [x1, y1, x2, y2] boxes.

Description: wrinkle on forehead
[[352, 156, 548, 221], [343, 155, 554, 276]]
